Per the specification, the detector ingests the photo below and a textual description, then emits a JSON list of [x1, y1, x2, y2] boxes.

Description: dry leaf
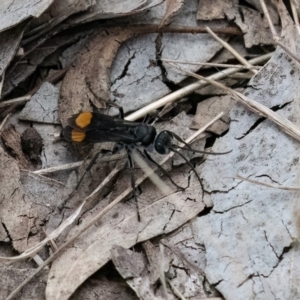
[[110, 33, 171, 114], [0, 0, 54, 33], [111, 245, 174, 300], [191, 94, 235, 135], [46, 186, 204, 299], [1, 125, 31, 170], [19, 82, 60, 124], [68, 0, 163, 24], [160, 0, 230, 83], [0, 145, 66, 253], [0, 267, 48, 299], [159, 0, 185, 28], [59, 27, 137, 126], [0, 20, 28, 77], [197, 0, 238, 20], [226, 5, 278, 48], [29, 0, 95, 30], [3, 27, 93, 97], [192, 5, 300, 299]]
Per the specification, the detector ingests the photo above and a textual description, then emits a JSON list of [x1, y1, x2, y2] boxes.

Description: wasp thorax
[[154, 131, 173, 154], [134, 124, 157, 146]]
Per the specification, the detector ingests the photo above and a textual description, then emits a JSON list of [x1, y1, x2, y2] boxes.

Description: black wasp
[[61, 109, 229, 220]]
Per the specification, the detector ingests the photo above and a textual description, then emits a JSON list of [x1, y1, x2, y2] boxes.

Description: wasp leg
[[171, 148, 204, 198], [141, 149, 186, 191], [126, 148, 141, 222]]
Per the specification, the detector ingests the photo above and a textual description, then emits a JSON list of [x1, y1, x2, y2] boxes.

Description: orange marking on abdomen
[[75, 112, 93, 128], [71, 130, 86, 142]]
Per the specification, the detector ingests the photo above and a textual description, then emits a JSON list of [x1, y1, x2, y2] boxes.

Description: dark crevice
[[214, 200, 252, 214], [198, 206, 213, 217], [264, 230, 279, 259], [237, 273, 256, 288], [235, 100, 293, 140], [255, 174, 281, 185], [261, 244, 292, 278], [111, 52, 136, 85], [235, 116, 265, 140], [212, 279, 224, 287], [171, 264, 191, 276], [155, 34, 178, 91], [204, 180, 242, 196], [1, 222, 12, 242], [238, 7, 245, 23]]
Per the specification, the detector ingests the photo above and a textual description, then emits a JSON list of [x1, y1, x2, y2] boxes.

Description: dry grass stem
[[161, 58, 261, 70], [276, 41, 300, 64], [0, 95, 31, 108], [167, 62, 300, 142], [205, 26, 258, 74], [236, 175, 300, 191], [127, 53, 272, 121], [0, 70, 5, 98], [159, 243, 169, 300], [33, 153, 125, 175], [0, 113, 11, 132], [228, 72, 253, 79], [259, 0, 279, 39], [291, 0, 300, 35], [167, 278, 187, 300]]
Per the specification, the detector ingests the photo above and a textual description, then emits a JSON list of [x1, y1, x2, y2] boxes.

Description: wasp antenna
[[171, 147, 204, 197], [172, 145, 232, 156]]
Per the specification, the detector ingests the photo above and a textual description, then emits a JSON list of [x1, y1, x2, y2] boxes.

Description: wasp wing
[[67, 112, 139, 132], [62, 126, 137, 144]]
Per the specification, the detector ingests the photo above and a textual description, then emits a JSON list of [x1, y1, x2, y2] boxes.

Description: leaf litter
[[1, 0, 300, 300]]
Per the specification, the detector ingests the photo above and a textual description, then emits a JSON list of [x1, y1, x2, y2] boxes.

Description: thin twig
[[259, 0, 279, 39], [0, 113, 11, 132], [236, 175, 300, 191], [0, 70, 5, 98], [0, 95, 31, 108], [159, 243, 169, 300], [205, 26, 258, 74], [167, 279, 187, 300], [166, 62, 300, 142], [276, 41, 300, 64], [291, 0, 300, 35], [160, 58, 261, 70], [126, 53, 272, 121], [33, 153, 125, 175]]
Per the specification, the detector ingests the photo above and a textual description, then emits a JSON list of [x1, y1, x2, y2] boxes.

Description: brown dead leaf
[[226, 5, 279, 48], [0, 267, 48, 299], [111, 245, 173, 300], [69, 269, 137, 300], [159, 0, 185, 28], [0, 146, 65, 253], [142, 241, 161, 284], [197, 0, 238, 20], [46, 185, 204, 299], [1, 125, 31, 170], [191, 94, 235, 135], [59, 27, 136, 126]]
